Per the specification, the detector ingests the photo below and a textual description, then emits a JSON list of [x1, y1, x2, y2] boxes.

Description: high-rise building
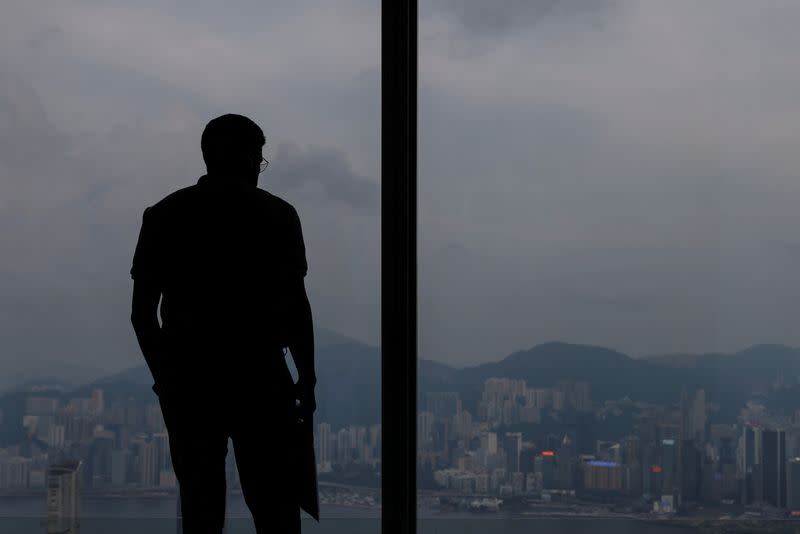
[[638, 415, 658, 445], [558, 434, 576, 490], [660, 439, 677, 494], [504, 432, 522, 474], [316, 422, 332, 470], [762, 429, 787, 508], [545, 434, 561, 452], [572, 381, 592, 412], [88, 434, 114, 488], [552, 390, 566, 412], [425, 392, 461, 419], [641, 443, 656, 498], [539, 451, 557, 489], [583, 461, 623, 491], [47, 425, 66, 449], [452, 410, 473, 442], [510, 471, 525, 495], [417, 412, 434, 449], [490, 467, 507, 492], [110, 449, 129, 487], [90, 389, 105, 415], [741, 424, 761, 504], [659, 423, 681, 443], [354, 426, 368, 462], [519, 443, 536, 473], [680, 440, 701, 502], [574, 412, 596, 455], [144, 403, 166, 433], [624, 463, 643, 495], [534, 388, 552, 410], [132, 439, 159, 487], [369, 423, 381, 461], [718, 435, 737, 500], [787, 458, 800, 512], [622, 436, 641, 466], [152, 432, 170, 472], [691, 390, 706, 443], [483, 378, 526, 405], [718, 436, 736, 467], [481, 432, 498, 455], [46, 461, 81, 534], [0, 456, 32, 489], [337, 428, 352, 465]]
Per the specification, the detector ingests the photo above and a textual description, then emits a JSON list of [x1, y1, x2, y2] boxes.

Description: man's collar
[[196, 173, 256, 189]]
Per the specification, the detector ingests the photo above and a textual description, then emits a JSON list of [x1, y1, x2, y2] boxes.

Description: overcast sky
[[2, 1, 800, 383]]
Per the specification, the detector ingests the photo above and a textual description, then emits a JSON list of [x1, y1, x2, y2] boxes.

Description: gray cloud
[[267, 142, 379, 214], [3, 0, 800, 377], [424, 0, 618, 45], [0, 61, 380, 379]]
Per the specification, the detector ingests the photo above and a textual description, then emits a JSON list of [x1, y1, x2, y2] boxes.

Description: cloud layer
[[2, 0, 800, 379]]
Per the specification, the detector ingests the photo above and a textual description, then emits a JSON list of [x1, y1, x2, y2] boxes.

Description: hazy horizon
[[6, 325, 800, 393]]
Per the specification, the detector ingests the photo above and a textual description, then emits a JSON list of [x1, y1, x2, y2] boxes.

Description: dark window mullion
[[381, 1, 418, 533]]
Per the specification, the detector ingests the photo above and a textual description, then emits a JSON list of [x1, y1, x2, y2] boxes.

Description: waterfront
[[6, 495, 800, 533]]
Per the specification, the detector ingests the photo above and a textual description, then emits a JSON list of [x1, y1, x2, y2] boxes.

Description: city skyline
[[5, 354, 800, 521]]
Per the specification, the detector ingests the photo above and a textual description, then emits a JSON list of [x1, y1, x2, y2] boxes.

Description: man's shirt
[[131, 173, 308, 391]]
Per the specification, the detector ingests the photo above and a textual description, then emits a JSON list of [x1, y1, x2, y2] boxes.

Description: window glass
[[0, 1, 380, 532], [419, 1, 800, 531]]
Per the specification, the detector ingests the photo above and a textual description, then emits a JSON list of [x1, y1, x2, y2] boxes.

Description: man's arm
[[285, 205, 315, 419], [130, 206, 168, 394], [131, 280, 167, 393], [288, 276, 315, 390]]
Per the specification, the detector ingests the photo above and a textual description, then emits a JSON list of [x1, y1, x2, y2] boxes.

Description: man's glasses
[[259, 157, 270, 174]]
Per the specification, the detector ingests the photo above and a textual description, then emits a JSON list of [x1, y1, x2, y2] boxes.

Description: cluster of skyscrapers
[[420, 377, 800, 516], [313, 421, 381, 473], [6, 372, 800, 520], [0, 386, 379, 496], [0, 388, 179, 492]]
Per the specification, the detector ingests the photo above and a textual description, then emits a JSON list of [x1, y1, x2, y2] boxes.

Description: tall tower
[[316, 422, 332, 470], [762, 429, 787, 508], [787, 458, 800, 512], [504, 432, 523, 474], [133, 439, 159, 487], [691, 390, 706, 443], [46, 460, 81, 534], [741, 424, 760, 504], [90, 389, 105, 415]]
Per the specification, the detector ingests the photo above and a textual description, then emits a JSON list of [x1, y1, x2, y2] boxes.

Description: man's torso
[[133, 175, 305, 391]]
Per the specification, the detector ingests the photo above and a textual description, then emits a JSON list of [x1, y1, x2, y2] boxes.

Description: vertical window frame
[[381, 1, 418, 533]]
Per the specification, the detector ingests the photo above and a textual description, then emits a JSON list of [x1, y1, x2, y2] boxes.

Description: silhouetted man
[[130, 114, 316, 534]]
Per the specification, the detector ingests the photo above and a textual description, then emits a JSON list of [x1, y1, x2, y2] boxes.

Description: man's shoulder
[[144, 184, 299, 224], [256, 188, 300, 220], [148, 185, 200, 214]]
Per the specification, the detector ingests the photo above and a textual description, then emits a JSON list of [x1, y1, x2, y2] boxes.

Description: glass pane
[[419, 1, 800, 531], [0, 1, 380, 532]]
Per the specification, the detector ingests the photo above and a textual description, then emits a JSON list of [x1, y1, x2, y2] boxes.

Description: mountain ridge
[[9, 334, 800, 432]]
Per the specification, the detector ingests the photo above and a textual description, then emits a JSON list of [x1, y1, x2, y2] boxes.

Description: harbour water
[[0, 495, 714, 534]]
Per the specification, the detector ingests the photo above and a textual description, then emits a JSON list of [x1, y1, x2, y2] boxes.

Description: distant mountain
[[11, 335, 800, 433], [315, 327, 365, 349], [0, 363, 105, 395], [641, 344, 800, 411], [60, 330, 360, 428], [444, 341, 684, 413], [68, 328, 458, 428], [444, 342, 800, 420]]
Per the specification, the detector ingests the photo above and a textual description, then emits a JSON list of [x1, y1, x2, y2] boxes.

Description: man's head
[[201, 114, 266, 183]]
